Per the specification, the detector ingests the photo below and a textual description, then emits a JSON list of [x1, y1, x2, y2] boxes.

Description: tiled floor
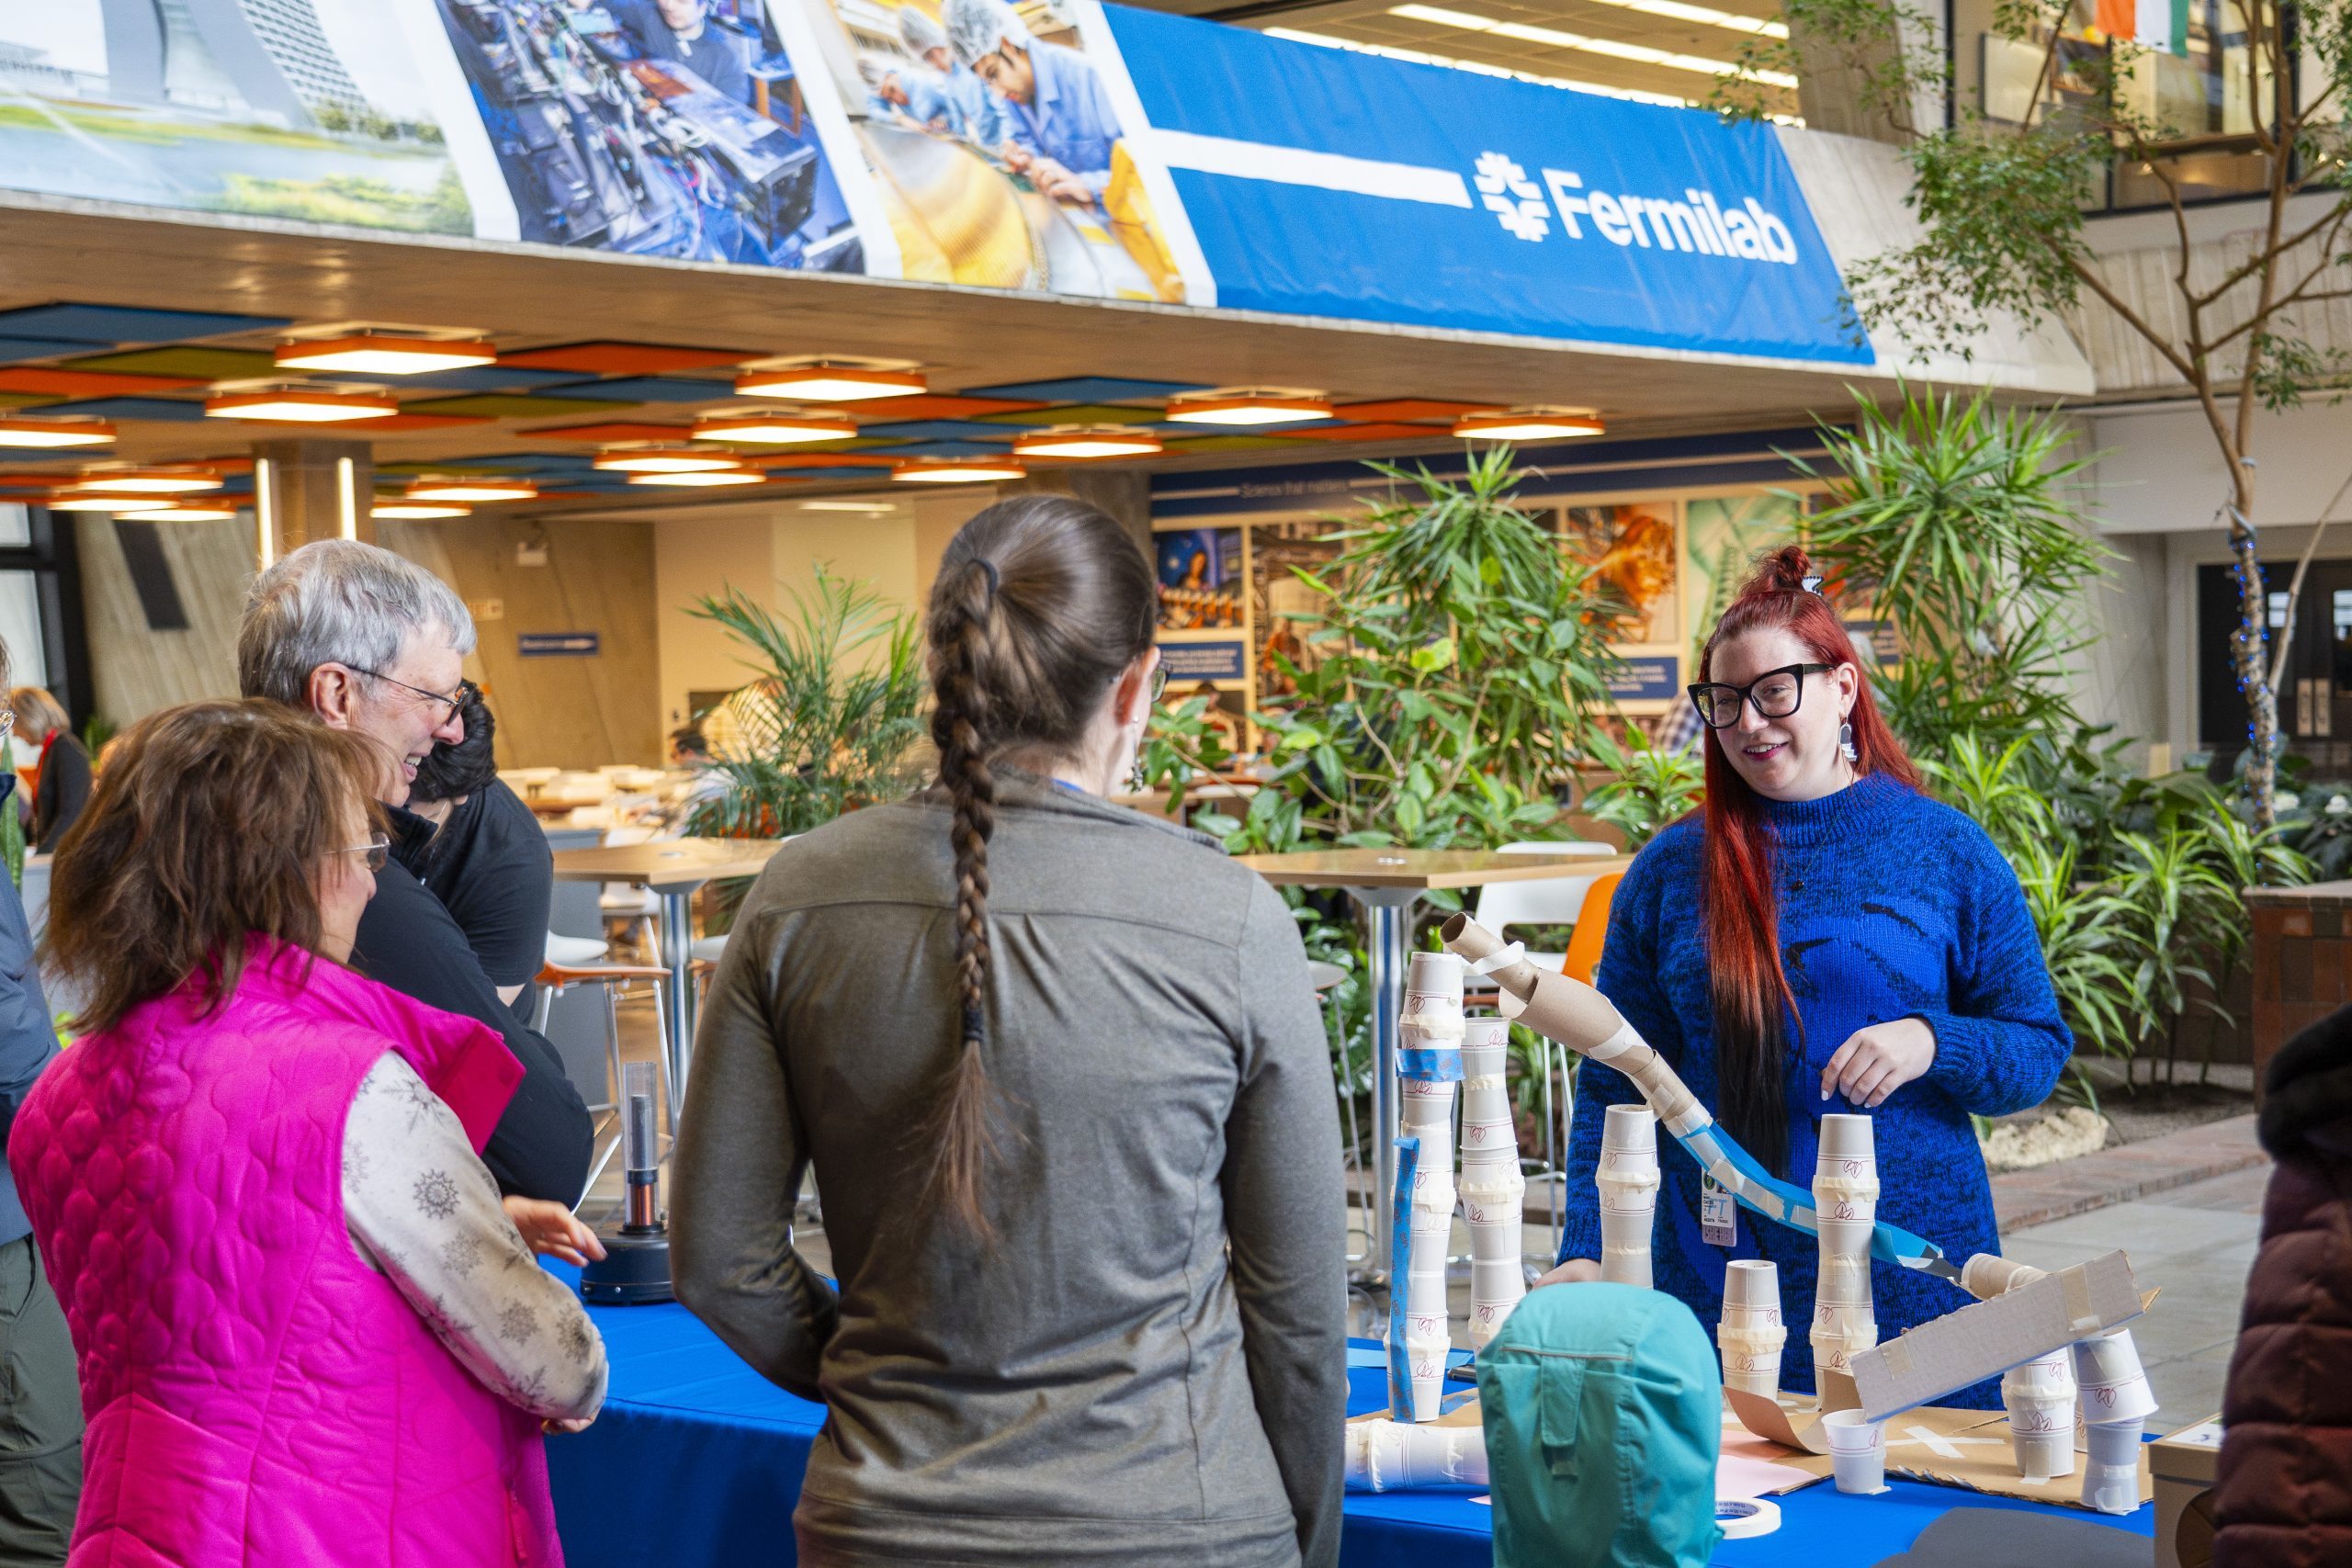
[[1996, 1161, 2268, 1433]]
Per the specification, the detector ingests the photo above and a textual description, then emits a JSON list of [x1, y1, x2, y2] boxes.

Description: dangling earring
[[1838, 720, 1859, 763]]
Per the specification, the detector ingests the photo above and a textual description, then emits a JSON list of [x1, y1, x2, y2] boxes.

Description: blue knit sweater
[[1556, 772, 2072, 1409]]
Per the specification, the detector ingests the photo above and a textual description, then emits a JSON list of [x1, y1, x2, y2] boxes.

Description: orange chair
[[1559, 872, 1622, 985]]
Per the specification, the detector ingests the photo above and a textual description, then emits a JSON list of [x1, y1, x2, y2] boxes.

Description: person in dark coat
[[0, 655, 76, 1563], [2212, 1006, 2352, 1568], [407, 684, 554, 1015], [7, 690, 89, 855]]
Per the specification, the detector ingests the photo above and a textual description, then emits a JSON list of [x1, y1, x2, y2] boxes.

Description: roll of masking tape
[[1716, 1496, 1781, 1540]]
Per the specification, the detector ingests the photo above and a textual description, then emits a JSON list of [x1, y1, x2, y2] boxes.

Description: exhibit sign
[[0, 2, 1866, 359]]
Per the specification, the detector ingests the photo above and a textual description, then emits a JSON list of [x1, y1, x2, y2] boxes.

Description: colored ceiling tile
[[402, 393, 638, 417], [536, 377, 741, 403], [855, 420, 1021, 442], [64, 346, 279, 379], [852, 439, 1011, 457], [0, 392, 60, 408], [1329, 400, 1491, 423], [0, 368, 207, 397], [1159, 434, 1320, 452], [976, 403, 1170, 427], [0, 303, 289, 344], [32, 395, 211, 421], [963, 377, 1210, 402], [362, 413, 498, 431], [311, 366, 582, 392], [0, 339, 108, 365], [423, 452, 597, 472], [1283, 422, 1463, 442], [526, 422, 698, 443], [850, 395, 1046, 420], [496, 342, 754, 374], [751, 453, 899, 469]]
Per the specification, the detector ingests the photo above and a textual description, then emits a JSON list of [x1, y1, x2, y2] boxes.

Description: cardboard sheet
[[1850, 1251, 2145, 1421], [1724, 1397, 2154, 1511]]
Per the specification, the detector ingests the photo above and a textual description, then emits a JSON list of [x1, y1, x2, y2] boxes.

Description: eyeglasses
[[1688, 663, 1835, 729], [348, 667, 469, 725], [334, 833, 391, 873], [1149, 665, 1168, 705]]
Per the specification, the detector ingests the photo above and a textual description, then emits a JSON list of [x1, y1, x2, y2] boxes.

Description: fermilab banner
[[0, 0, 1871, 365]]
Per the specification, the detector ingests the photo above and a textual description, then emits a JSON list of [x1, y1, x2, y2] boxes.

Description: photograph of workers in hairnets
[[434, 0, 863, 267], [794, 0, 1188, 301]]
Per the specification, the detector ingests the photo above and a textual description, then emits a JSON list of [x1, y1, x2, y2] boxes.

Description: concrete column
[[252, 438, 374, 560], [1001, 467, 1152, 560]]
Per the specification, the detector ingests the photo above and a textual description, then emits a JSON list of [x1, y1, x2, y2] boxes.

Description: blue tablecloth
[[546, 1282, 2154, 1567]]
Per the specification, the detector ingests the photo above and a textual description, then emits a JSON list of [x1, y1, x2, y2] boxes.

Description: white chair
[[530, 932, 676, 1209], [1467, 840, 1617, 971], [599, 825, 662, 962]]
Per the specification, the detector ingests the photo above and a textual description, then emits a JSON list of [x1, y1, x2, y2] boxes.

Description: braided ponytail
[[922, 558, 1003, 1235], [916, 497, 1157, 1236]]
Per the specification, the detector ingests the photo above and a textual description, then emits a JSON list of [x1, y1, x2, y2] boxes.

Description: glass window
[[2269, 589, 2292, 628], [0, 570, 46, 690], [0, 507, 28, 549]]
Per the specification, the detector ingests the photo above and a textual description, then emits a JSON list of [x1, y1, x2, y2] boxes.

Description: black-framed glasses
[[334, 833, 391, 873], [1688, 663, 1835, 729], [347, 667, 469, 725]]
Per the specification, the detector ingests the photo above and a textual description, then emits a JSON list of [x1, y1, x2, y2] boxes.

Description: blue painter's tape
[[1388, 1134, 1419, 1420], [1397, 1048, 1464, 1083]]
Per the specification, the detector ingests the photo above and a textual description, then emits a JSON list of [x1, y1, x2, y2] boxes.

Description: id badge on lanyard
[[1701, 1170, 1737, 1247]]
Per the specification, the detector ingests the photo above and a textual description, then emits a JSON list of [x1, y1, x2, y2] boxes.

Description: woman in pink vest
[[8, 701, 607, 1565]]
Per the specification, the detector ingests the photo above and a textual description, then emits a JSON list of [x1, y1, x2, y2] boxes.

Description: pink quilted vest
[[8, 938, 560, 1566]]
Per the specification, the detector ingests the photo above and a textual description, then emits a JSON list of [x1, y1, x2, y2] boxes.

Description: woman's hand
[[503, 1196, 608, 1267], [1532, 1258, 1601, 1289], [543, 1414, 597, 1436], [1820, 1018, 1938, 1109]]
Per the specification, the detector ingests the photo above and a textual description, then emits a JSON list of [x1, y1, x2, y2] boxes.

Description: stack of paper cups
[[2000, 1348, 2078, 1480], [1456, 1016, 1526, 1348], [1344, 1418, 1491, 1492], [1811, 1114, 1880, 1389], [1717, 1258, 1787, 1397], [2072, 1326, 2157, 1513], [1398, 953, 1464, 1421], [1596, 1104, 1660, 1288]]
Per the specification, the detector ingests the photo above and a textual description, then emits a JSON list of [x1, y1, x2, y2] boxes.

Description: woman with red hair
[[1542, 547, 2070, 1407]]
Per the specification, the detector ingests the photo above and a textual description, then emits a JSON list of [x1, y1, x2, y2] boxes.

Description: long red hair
[[1697, 546, 1917, 1177]]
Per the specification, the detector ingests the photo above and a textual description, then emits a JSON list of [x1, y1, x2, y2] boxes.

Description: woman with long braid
[[673, 496, 1349, 1568]]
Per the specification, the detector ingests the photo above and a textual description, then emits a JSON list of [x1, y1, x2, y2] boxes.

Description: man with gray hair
[[241, 540, 592, 1208]]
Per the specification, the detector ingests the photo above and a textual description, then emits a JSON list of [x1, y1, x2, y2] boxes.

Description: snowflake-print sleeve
[[341, 1053, 608, 1423]]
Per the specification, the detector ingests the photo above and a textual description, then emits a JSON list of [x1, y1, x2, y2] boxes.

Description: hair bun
[[1736, 545, 1818, 601]]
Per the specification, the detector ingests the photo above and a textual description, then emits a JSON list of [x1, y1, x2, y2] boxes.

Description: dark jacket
[[419, 779, 554, 996], [0, 776, 58, 1247], [672, 775, 1350, 1568], [2213, 1006, 2352, 1568], [30, 732, 90, 855], [351, 804, 591, 1204]]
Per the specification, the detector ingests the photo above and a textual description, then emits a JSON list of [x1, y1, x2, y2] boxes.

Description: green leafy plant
[[1582, 727, 1704, 850], [683, 570, 925, 840], [1713, 0, 2349, 825], [1800, 389, 2108, 752]]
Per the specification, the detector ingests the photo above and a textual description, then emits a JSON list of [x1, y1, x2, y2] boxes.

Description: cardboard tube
[[1344, 1418, 1490, 1492], [1598, 1103, 1659, 1289], [1719, 1258, 1786, 1397], [2001, 1348, 2077, 1480], [1812, 1116, 1877, 1382], [1961, 1253, 2045, 1301], [1458, 1016, 1525, 1348]]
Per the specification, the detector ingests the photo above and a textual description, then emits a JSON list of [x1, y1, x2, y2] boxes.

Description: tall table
[[549, 838, 785, 1110], [1234, 848, 1631, 1279]]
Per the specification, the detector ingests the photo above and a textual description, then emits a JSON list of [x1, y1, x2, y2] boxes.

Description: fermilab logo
[[1471, 152, 1801, 264]]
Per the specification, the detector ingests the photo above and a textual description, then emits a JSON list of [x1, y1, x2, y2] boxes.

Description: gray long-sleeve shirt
[[672, 775, 1349, 1568]]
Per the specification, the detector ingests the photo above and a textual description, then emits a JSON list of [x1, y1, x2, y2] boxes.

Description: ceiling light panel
[[275, 333, 498, 374], [891, 457, 1025, 484], [372, 501, 472, 519], [0, 418, 115, 448], [69, 468, 221, 493], [205, 387, 401, 423], [1164, 390, 1333, 427], [1383, 5, 1796, 85], [733, 366, 924, 402], [594, 446, 745, 473], [406, 477, 537, 502], [692, 411, 860, 445], [139, 504, 240, 522], [627, 469, 765, 487], [1262, 28, 1700, 106], [1012, 426, 1165, 458], [46, 493, 170, 512]]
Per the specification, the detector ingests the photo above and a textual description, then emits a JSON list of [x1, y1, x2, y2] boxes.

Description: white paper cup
[[1816, 1112, 1876, 1161], [2081, 1418, 2143, 1514], [1822, 1409, 1887, 1495], [1602, 1102, 1657, 1152], [1461, 1016, 1510, 1052], [2072, 1328, 2159, 1425], [1724, 1258, 1781, 1310]]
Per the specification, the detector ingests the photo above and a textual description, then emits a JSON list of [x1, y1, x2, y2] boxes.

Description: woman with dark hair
[[672, 496, 1349, 1568], [10, 701, 605, 1565], [1540, 547, 2071, 1407], [7, 686, 90, 854], [409, 683, 555, 1010]]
